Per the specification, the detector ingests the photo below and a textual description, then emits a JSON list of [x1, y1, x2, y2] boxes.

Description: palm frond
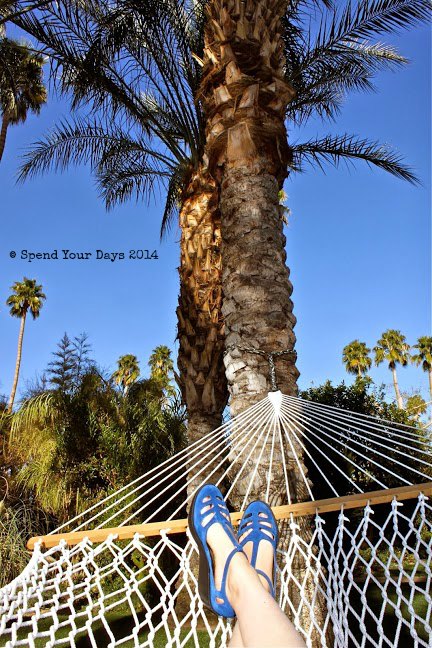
[[291, 134, 419, 183], [319, 0, 431, 46], [13, 0, 203, 160], [10, 392, 55, 430], [286, 0, 430, 123], [18, 117, 181, 213], [87, 0, 202, 150], [288, 39, 409, 124], [287, 50, 404, 124], [96, 160, 171, 210], [18, 117, 175, 180], [160, 159, 192, 239]]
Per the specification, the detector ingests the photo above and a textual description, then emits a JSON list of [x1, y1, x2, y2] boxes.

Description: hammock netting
[[1, 391, 431, 647]]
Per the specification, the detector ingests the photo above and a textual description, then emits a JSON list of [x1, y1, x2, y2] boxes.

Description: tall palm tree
[[0, 38, 46, 162], [6, 277, 46, 412], [112, 354, 140, 395], [412, 336, 432, 400], [199, 0, 425, 502], [13, 0, 425, 453], [149, 345, 175, 396], [374, 329, 410, 408], [342, 340, 372, 378]]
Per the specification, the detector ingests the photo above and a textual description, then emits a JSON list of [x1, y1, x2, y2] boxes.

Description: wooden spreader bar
[[27, 481, 432, 550]]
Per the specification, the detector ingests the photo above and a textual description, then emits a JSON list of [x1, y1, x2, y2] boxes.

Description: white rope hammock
[[1, 391, 431, 647]]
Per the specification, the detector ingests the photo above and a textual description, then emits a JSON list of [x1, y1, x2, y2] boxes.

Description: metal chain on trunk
[[223, 344, 297, 391]]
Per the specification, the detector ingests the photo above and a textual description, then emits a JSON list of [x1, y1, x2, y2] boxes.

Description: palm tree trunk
[[0, 112, 10, 162], [220, 166, 298, 419], [177, 166, 228, 494], [391, 365, 404, 409], [200, 2, 329, 642], [7, 311, 27, 412], [174, 167, 228, 621], [429, 369, 432, 402]]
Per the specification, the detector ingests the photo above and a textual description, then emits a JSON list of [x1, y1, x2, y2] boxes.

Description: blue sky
[[0, 22, 430, 404]]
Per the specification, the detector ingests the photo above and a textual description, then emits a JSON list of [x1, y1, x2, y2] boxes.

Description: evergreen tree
[[72, 332, 92, 383], [46, 333, 76, 393]]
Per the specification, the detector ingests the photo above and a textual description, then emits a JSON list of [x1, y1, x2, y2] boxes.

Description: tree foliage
[[4, 342, 186, 536], [412, 336, 432, 373], [300, 379, 429, 498], [6, 276, 45, 319], [0, 37, 46, 160], [12, 0, 428, 233], [112, 354, 140, 394], [342, 340, 372, 377], [374, 329, 411, 370], [148, 345, 175, 397]]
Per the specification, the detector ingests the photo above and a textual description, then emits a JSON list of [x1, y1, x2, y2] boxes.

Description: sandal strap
[[255, 568, 275, 597], [216, 545, 244, 601], [238, 501, 278, 599]]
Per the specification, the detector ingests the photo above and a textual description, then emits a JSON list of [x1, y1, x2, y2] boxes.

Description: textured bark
[[391, 365, 404, 409], [200, 0, 301, 505], [7, 311, 26, 413], [177, 167, 229, 492], [428, 369, 432, 402], [199, 2, 329, 642], [0, 113, 9, 162], [174, 170, 229, 618]]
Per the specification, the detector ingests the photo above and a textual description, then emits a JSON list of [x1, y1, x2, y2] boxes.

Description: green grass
[[4, 582, 429, 647], [4, 609, 212, 648], [349, 581, 430, 646]]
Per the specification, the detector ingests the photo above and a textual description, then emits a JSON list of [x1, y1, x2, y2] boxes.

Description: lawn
[[5, 581, 429, 647]]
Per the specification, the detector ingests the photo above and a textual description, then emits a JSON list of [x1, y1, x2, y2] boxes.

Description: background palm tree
[[12, 0, 424, 455], [7, 361, 186, 527], [412, 335, 432, 400], [342, 340, 372, 378], [6, 277, 46, 413], [0, 37, 46, 161], [405, 393, 427, 423], [112, 354, 140, 395], [374, 329, 411, 408], [148, 345, 175, 397]]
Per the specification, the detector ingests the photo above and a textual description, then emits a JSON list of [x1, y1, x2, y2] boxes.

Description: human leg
[[189, 486, 305, 648], [204, 522, 305, 647]]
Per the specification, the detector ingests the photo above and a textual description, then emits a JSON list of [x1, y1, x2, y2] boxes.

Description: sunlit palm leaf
[[291, 134, 419, 183]]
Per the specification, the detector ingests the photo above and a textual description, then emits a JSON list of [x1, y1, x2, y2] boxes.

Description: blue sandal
[[238, 501, 278, 597], [188, 484, 244, 618]]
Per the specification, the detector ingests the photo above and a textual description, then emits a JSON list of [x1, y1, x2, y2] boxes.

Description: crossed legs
[[206, 521, 306, 648]]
